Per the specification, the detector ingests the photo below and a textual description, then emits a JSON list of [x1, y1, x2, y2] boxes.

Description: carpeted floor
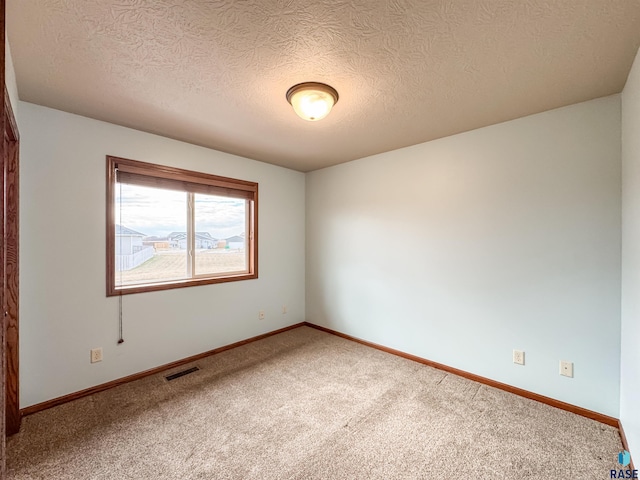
[[7, 326, 623, 479]]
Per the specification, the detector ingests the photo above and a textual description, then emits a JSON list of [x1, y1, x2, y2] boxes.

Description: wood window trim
[[106, 156, 258, 296]]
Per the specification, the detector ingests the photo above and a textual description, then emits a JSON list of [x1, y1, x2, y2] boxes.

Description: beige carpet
[[8, 326, 623, 479]]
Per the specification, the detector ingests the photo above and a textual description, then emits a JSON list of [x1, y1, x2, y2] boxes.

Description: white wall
[[621, 47, 640, 462], [5, 35, 19, 118], [19, 102, 305, 408], [306, 96, 622, 417]]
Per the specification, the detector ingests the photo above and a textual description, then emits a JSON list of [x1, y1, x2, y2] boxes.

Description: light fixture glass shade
[[286, 82, 339, 121]]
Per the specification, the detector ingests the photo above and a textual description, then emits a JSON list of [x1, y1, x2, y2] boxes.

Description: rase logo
[[611, 450, 638, 479]]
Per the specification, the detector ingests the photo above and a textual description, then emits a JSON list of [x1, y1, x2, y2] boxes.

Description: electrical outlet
[[258, 310, 265, 320], [282, 305, 287, 315], [513, 350, 525, 365], [91, 348, 103, 363], [560, 360, 573, 378]]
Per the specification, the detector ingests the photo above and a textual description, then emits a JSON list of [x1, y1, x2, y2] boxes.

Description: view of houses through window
[[115, 183, 248, 287]]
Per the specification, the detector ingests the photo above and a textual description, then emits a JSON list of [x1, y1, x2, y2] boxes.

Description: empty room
[[1, 0, 640, 478]]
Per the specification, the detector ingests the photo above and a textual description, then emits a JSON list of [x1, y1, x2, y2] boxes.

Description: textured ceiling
[[8, 1, 640, 172]]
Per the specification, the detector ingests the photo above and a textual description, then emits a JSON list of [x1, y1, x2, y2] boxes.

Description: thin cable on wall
[[118, 167, 122, 289], [117, 166, 124, 344], [118, 295, 124, 344]]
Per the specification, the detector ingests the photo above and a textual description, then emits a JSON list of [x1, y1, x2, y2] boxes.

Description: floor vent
[[165, 366, 200, 381]]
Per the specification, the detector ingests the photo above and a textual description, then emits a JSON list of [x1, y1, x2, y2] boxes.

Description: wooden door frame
[[0, 0, 7, 475], [0, 8, 20, 470], [4, 88, 19, 437]]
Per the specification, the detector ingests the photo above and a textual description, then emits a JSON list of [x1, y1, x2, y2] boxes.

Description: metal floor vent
[[165, 366, 200, 381]]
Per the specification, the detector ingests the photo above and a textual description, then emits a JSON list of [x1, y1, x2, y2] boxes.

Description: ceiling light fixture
[[286, 82, 339, 121]]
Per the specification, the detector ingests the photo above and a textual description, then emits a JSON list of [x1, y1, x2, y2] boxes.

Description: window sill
[[107, 272, 258, 296]]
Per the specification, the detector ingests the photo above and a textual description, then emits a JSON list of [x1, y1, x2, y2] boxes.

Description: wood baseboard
[[304, 322, 619, 427], [20, 320, 625, 434], [619, 420, 637, 472], [20, 323, 305, 417]]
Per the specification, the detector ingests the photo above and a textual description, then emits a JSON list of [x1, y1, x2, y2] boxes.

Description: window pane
[[107, 156, 258, 296], [194, 194, 248, 276], [115, 183, 188, 286]]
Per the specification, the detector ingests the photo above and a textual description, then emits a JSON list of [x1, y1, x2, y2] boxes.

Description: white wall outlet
[[282, 305, 287, 315], [560, 360, 573, 378], [258, 310, 265, 320], [513, 350, 525, 365], [91, 348, 103, 363]]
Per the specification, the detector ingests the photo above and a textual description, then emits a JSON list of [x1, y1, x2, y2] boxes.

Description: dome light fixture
[[286, 82, 339, 121]]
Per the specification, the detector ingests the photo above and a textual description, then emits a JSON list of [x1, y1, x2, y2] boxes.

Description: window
[[106, 156, 258, 295]]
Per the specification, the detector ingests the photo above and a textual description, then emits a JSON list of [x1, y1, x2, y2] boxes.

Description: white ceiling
[[8, 1, 640, 172]]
